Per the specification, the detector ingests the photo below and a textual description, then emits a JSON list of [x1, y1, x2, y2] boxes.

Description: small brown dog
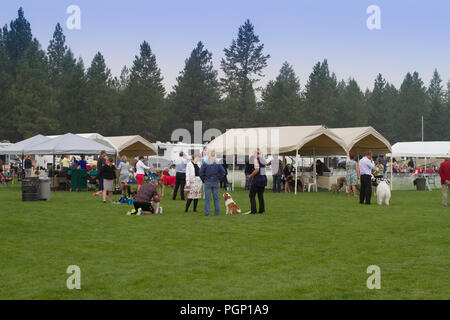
[[223, 192, 249, 214], [332, 177, 347, 193]]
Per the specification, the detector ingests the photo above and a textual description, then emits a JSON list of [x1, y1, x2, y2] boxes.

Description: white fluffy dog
[[375, 179, 391, 206]]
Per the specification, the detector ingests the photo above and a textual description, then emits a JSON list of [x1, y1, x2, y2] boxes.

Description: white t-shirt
[[136, 160, 150, 175]]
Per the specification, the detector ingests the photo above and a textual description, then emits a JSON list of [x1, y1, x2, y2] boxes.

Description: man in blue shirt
[[200, 151, 226, 216]]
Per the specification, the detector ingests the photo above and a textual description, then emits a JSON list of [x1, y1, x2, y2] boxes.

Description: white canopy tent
[[26, 133, 116, 155], [390, 141, 450, 158], [207, 125, 348, 193], [47, 133, 117, 153], [0, 134, 51, 155], [105, 135, 157, 157], [330, 126, 392, 155]]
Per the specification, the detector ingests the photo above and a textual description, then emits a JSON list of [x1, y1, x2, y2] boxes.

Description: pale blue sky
[[1, 0, 449, 93]]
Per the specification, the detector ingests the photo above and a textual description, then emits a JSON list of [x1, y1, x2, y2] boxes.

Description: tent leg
[[295, 149, 298, 195], [313, 148, 317, 192], [232, 155, 235, 191]]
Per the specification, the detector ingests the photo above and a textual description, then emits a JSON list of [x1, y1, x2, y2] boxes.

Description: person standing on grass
[[172, 152, 188, 200], [438, 153, 450, 207], [185, 153, 202, 212], [97, 151, 107, 194], [200, 151, 225, 216], [101, 158, 116, 203], [24, 155, 33, 178], [358, 151, 375, 205], [136, 156, 150, 191], [118, 155, 132, 195], [346, 154, 359, 197], [269, 157, 282, 193], [247, 149, 267, 214]]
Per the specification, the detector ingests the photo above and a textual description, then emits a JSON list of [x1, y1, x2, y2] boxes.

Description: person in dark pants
[[172, 152, 188, 200], [220, 160, 228, 189], [358, 151, 375, 205], [268, 158, 282, 193], [244, 157, 253, 190], [97, 150, 107, 193], [247, 150, 267, 214]]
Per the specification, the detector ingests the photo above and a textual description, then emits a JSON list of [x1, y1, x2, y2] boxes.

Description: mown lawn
[[0, 183, 448, 299]]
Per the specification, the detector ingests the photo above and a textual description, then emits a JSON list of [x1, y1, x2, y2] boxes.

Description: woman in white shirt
[[136, 156, 150, 191], [185, 153, 202, 212]]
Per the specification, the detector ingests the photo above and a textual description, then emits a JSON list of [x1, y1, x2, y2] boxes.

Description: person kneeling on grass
[[127, 181, 162, 215]]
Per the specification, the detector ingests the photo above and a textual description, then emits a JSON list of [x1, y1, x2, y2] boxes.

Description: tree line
[[0, 8, 449, 145]]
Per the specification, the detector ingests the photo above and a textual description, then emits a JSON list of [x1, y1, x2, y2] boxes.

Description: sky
[[1, 0, 450, 94]]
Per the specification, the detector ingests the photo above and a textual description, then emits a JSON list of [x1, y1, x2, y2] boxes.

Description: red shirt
[[438, 159, 450, 185]]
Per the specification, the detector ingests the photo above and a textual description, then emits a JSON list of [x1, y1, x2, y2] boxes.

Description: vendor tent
[[105, 135, 157, 157], [26, 133, 116, 155], [0, 134, 51, 155], [207, 125, 348, 193], [206, 125, 348, 156], [390, 141, 450, 158], [330, 127, 391, 155], [47, 133, 117, 152]]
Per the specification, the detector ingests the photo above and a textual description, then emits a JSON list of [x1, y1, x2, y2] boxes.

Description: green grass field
[[0, 183, 448, 299]]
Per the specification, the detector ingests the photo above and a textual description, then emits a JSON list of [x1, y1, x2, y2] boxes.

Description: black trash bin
[[415, 177, 426, 191], [22, 178, 40, 201]]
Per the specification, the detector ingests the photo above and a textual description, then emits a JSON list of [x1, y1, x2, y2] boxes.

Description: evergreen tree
[[123, 41, 165, 140], [167, 41, 221, 139], [47, 23, 67, 83], [221, 19, 270, 126], [334, 78, 367, 127], [425, 69, 446, 140], [396, 72, 428, 141], [260, 62, 302, 126], [85, 52, 119, 134], [3, 7, 32, 64], [304, 59, 339, 126], [366, 74, 397, 141]]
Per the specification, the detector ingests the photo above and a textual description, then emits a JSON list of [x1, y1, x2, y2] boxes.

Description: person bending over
[[129, 181, 161, 215]]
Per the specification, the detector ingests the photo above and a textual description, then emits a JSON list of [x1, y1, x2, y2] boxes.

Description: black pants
[[134, 201, 154, 213], [173, 172, 186, 200], [185, 198, 198, 212], [360, 174, 372, 204], [220, 176, 228, 188], [249, 184, 265, 213]]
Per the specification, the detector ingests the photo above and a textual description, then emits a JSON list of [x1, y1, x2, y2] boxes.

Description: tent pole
[[232, 155, 235, 191], [295, 149, 298, 195], [313, 147, 317, 189], [390, 155, 393, 191]]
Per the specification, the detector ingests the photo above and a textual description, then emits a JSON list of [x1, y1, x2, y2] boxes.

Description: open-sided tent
[[26, 133, 116, 155], [105, 135, 157, 157], [390, 141, 450, 158], [47, 133, 117, 152], [0, 134, 51, 155], [207, 125, 348, 193], [330, 127, 391, 155]]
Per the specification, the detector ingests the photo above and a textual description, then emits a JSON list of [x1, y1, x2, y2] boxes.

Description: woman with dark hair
[[346, 154, 359, 197], [102, 158, 116, 203]]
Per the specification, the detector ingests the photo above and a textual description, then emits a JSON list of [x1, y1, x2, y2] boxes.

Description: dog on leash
[[372, 176, 391, 205], [223, 193, 249, 214]]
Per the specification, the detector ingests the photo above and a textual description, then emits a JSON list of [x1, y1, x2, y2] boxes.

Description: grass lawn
[[0, 182, 448, 300]]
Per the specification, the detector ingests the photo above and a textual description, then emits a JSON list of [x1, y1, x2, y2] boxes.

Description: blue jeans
[[204, 181, 220, 216]]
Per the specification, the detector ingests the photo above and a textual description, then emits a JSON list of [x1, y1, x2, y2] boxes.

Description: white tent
[[330, 127, 391, 155], [206, 125, 348, 193], [390, 141, 450, 158], [26, 133, 116, 155], [47, 133, 117, 152], [105, 135, 157, 157], [0, 134, 51, 155]]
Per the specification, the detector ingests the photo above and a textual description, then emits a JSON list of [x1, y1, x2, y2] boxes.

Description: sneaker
[[137, 208, 143, 216], [126, 209, 136, 216]]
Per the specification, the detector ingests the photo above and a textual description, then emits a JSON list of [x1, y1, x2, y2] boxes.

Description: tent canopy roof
[[105, 135, 157, 157], [25, 133, 116, 155], [207, 125, 348, 156], [47, 133, 117, 151], [390, 141, 450, 158], [0, 134, 51, 155], [330, 126, 391, 155]]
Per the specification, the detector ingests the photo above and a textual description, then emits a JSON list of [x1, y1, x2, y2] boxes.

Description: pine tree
[[304, 59, 338, 126], [167, 41, 221, 139], [47, 23, 67, 84], [221, 19, 270, 126], [124, 41, 165, 140], [3, 7, 32, 64], [334, 78, 367, 127], [260, 62, 302, 126], [425, 69, 445, 140], [367, 74, 398, 141], [85, 52, 119, 134], [396, 72, 428, 141]]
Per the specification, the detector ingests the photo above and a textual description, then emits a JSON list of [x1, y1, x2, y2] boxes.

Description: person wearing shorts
[[135, 156, 150, 191]]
